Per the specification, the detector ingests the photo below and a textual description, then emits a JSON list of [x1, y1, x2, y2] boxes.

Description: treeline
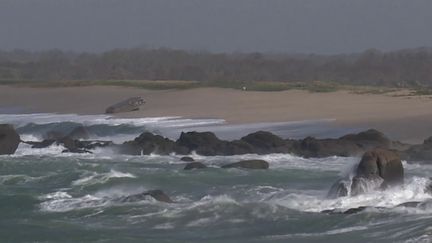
[[1, 47, 432, 87]]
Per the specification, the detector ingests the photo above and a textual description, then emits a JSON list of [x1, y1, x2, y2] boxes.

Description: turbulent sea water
[[1, 113, 432, 243]]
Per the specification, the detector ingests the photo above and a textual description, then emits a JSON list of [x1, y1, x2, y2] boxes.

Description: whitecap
[[72, 169, 136, 186]]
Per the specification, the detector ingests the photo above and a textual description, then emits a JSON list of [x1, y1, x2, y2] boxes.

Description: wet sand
[[1, 85, 432, 143]]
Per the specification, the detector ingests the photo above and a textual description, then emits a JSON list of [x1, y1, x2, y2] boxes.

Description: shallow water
[[1, 114, 432, 242]]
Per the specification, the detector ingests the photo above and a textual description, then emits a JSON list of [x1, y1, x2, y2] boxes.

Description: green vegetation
[[1, 47, 432, 95]]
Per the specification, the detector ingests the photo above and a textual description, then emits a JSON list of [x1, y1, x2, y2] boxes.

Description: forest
[[1, 47, 432, 88]]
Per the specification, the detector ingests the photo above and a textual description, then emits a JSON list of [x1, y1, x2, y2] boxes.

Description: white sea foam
[[72, 170, 136, 186], [271, 176, 432, 213], [0, 113, 225, 128]]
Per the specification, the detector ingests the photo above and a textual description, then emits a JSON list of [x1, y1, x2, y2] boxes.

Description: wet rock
[[296, 137, 362, 158], [121, 190, 173, 203], [239, 131, 290, 154], [23, 139, 56, 149], [0, 124, 20, 155], [351, 148, 403, 195], [221, 159, 269, 169], [184, 162, 207, 170], [119, 132, 177, 155], [176, 131, 227, 156], [339, 129, 391, 150], [105, 97, 145, 114], [180, 156, 195, 162]]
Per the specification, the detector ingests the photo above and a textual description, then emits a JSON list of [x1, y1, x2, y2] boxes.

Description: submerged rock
[[184, 162, 207, 170], [120, 190, 173, 203], [221, 160, 269, 169], [0, 124, 20, 155]]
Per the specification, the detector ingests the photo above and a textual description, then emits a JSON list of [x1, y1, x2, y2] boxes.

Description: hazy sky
[[1, 0, 431, 54]]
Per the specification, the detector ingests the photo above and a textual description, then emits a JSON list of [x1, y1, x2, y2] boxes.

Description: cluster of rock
[[113, 129, 401, 157], [3, 123, 432, 163]]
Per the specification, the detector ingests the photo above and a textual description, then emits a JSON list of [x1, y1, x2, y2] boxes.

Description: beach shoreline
[[1, 85, 432, 143]]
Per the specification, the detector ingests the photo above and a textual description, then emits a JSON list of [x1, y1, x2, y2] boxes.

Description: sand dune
[[1, 85, 432, 143]]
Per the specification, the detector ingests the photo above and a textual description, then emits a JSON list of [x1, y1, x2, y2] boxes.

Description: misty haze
[[1, 1, 432, 243]]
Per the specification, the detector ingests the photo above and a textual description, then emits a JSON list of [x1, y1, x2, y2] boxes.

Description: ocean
[[1, 113, 432, 243]]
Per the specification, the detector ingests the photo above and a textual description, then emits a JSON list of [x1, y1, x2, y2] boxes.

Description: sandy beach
[[1, 85, 432, 143]]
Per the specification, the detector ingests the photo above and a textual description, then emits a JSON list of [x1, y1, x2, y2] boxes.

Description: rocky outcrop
[[327, 148, 404, 198], [176, 131, 228, 155], [184, 162, 207, 170], [221, 160, 269, 169], [118, 132, 180, 155], [0, 124, 20, 155], [120, 190, 173, 203], [351, 148, 403, 195], [115, 129, 399, 157], [402, 137, 432, 162]]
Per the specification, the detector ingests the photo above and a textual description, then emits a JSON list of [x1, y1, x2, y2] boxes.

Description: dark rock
[[27, 139, 56, 149], [296, 137, 362, 158], [339, 129, 391, 149], [119, 132, 177, 155], [221, 159, 269, 169], [180, 156, 195, 162], [121, 190, 173, 203], [321, 206, 370, 214], [402, 137, 432, 162], [176, 131, 227, 156], [105, 97, 145, 114], [351, 148, 403, 195], [0, 124, 20, 155], [239, 131, 290, 153], [184, 162, 207, 170]]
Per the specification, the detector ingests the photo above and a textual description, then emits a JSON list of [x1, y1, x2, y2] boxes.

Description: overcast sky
[[1, 0, 431, 54]]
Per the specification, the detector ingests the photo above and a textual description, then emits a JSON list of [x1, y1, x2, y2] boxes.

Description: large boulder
[[296, 137, 362, 158], [119, 132, 178, 155], [105, 97, 145, 114], [339, 129, 391, 150], [0, 124, 20, 155], [176, 131, 227, 156], [239, 131, 289, 153], [221, 159, 269, 169], [351, 148, 404, 195]]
